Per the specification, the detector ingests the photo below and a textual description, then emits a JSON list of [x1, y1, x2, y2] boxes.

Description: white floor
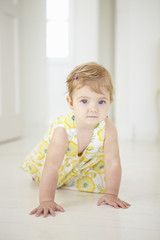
[[0, 137, 160, 240]]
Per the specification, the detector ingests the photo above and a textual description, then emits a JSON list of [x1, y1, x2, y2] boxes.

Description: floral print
[[93, 159, 105, 174], [76, 176, 95, 192], [20, 112, 106, 193]]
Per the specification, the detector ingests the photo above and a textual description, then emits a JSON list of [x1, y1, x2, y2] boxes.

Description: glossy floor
[[0, 137, 160, 240]]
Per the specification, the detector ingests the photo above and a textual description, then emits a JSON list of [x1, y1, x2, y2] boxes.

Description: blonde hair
[[66, 62, 114, 102]]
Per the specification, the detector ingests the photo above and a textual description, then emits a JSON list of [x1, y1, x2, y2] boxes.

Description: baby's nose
[[89, 104, 97, 112]]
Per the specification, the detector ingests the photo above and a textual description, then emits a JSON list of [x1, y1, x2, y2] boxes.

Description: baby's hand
[[30, 201, 65, 217], [97, 193, 131, 209]]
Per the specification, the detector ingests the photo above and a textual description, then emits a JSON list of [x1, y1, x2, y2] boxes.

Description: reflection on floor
[[0, 137, 160, 240]]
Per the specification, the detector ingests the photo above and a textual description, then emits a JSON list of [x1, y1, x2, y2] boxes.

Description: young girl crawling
[[20, 62, 131, 217]]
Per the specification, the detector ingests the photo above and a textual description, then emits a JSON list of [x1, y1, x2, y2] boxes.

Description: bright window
[[46, 0, 69, 58]]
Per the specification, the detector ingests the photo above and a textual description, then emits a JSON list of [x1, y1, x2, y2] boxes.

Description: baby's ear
[[66, 96, 74, 110]]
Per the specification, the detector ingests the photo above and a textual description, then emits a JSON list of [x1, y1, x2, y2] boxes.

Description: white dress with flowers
[[20, 112, 106, 193]]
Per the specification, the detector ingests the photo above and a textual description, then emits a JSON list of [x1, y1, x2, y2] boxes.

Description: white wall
[[74, 0, 99, 65], [19, 0, 47, 136], [99, 0, 115, 76], [115, 0, 160, 141], [99, 0, 115, 120]]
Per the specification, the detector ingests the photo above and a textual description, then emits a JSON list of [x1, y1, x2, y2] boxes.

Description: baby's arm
[[97, 119, 131, 209], [30, 127, 68, 217]]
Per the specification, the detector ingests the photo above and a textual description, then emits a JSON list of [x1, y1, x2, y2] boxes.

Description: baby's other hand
[[30, 201, 65, 217], [97, 193, 131, 209]]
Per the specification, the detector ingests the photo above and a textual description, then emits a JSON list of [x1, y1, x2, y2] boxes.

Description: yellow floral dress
[[20, 112, 106, 193]]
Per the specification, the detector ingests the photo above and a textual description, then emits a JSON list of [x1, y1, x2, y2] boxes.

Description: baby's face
[[67, 85, 111, 127]]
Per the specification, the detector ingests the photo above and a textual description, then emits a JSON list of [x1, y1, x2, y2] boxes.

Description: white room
[[0, 0, 160, 239]]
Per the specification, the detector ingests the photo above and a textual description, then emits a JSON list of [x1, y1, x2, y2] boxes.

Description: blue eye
[[99, 100, 105, 104], [81, 99, 87, 104]]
